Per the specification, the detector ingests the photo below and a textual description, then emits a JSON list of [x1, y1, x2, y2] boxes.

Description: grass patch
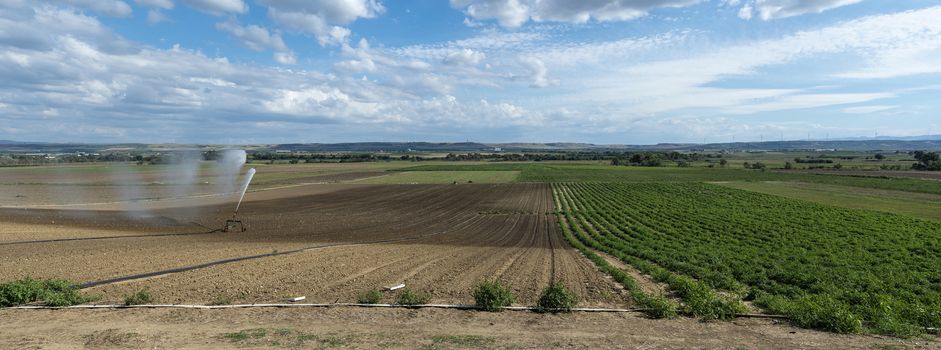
[[396, 288, 431, 306], [123, 287, 153, 306], [220, 328, 350, 348], [209, 294, 232, 306], [0, 277, 94, 307], [223, 328, 268, 342], [357, 288, 383, 304], [472, 280, 515, 312], [536, 282, 577, 313], [424, 335, 496, 349]]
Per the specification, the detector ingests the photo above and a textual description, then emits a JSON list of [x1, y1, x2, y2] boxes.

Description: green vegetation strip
[[717, 181, 941, 222], [0, 278, 96, 307], [399, 163, 941, 195], [555, 182, 941, 336]]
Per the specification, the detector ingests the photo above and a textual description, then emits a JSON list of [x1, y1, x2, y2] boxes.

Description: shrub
[[123, 288, 153, 306], [637, 295, 678, 319], [0, 277, 91, 307], [472, 280, 515, 312], [536, 282, 577, 313], [396, 288, 431, 306], [757, 294, 862, 334], [357, 288, 383, 304]]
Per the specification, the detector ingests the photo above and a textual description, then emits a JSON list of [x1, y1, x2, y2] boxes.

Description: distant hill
[[3, 138, 941, 154], [691, 140, 941, 151], [832, 135, 941, 141]]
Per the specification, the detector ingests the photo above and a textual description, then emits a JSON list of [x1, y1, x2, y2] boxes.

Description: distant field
[[400, 163, 941, 194], [555, 182, 941, 336], [717, 181, 941, 221], [352, 171, 520, 184]]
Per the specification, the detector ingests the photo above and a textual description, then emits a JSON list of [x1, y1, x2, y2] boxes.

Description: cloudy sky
[[1, 0, 940, 144]]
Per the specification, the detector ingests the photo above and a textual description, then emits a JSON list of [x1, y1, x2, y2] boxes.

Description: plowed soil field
[[0, 183, 626, 306]]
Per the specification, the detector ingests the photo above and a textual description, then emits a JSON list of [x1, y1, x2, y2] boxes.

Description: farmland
[[555, 182, 941, 336], [2, 160, 941, 348]]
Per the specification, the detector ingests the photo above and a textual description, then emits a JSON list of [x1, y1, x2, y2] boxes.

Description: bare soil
[[0, 183, 625, 306], [1, 307, 932, 349]]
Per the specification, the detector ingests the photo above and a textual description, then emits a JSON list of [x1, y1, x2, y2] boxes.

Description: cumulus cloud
[[519, 57, 557, 88], [1, 1, 939, 144], [737, 0, 862, 20], [181, 0, 247, 15], [61, 0, 133, 17], [259, 0, 384, 46], [449, 0, 700, 27]]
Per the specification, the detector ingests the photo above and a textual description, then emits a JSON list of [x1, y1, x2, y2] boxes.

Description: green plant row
[[554, 182, 941, 336]]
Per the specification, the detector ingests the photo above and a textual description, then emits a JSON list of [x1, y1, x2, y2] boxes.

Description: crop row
[[554, 182, 941, 336]]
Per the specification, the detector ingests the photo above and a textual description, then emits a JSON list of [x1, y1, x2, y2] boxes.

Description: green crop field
[[351, 170, 520, 184], [399, 163, 941, 195], [554, 182, 941, 336], [717, 181, 941, 222]]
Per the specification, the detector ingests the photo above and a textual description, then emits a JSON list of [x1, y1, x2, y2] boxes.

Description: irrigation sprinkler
[[223, 168, 256, 232]]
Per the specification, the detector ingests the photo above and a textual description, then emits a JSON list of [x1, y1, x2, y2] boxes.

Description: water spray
[[223, 168, 256, 232]]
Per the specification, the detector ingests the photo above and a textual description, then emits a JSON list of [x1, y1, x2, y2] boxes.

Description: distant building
[[493, 147, 502, 152]]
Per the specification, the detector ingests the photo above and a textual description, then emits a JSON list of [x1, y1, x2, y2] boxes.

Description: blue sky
[[1, 0, 940, 144]]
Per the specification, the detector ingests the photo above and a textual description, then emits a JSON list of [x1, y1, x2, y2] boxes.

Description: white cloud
[[61, 0, 133, 17], [146, 9, 168, 24], [215, 20, 297, 65], [443, 49, 485, 66], [273, 51, 297, 65], [555, 6, 941, 115], [216, 20, 288, 52], [738, 0, 862, 21], [135, 0, 173, 9], [519, 57, 557, 88], [259, 0, 384, 46], [181, 0, 246, 15], [842, 105, 897, 114], [449, 0, 700, 28]]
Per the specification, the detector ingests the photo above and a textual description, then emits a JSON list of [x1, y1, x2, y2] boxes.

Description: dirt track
[[1, 308, 927, 349], [0, 183, 626, 306]]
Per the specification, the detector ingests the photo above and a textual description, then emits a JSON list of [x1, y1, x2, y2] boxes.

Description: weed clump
[[536, 282, 577, 313], [123, 288, 153, 306], [357, 288, 383, 304], [472, 280, 515, 312], [396, 288, 431, 306], [0, 277, 93, 307], [209, 294, 232, 306]]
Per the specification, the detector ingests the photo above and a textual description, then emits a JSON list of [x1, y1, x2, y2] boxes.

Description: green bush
[[0, 277, 91, 307], [757, 294, 862, 334], [396, 288, 431, 306], [357, 288, 383, 304], [472, 280, 516, 312], [536, 282, 577, 313], [637, 294, 679, 319], [123, 288, 154, 306]]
